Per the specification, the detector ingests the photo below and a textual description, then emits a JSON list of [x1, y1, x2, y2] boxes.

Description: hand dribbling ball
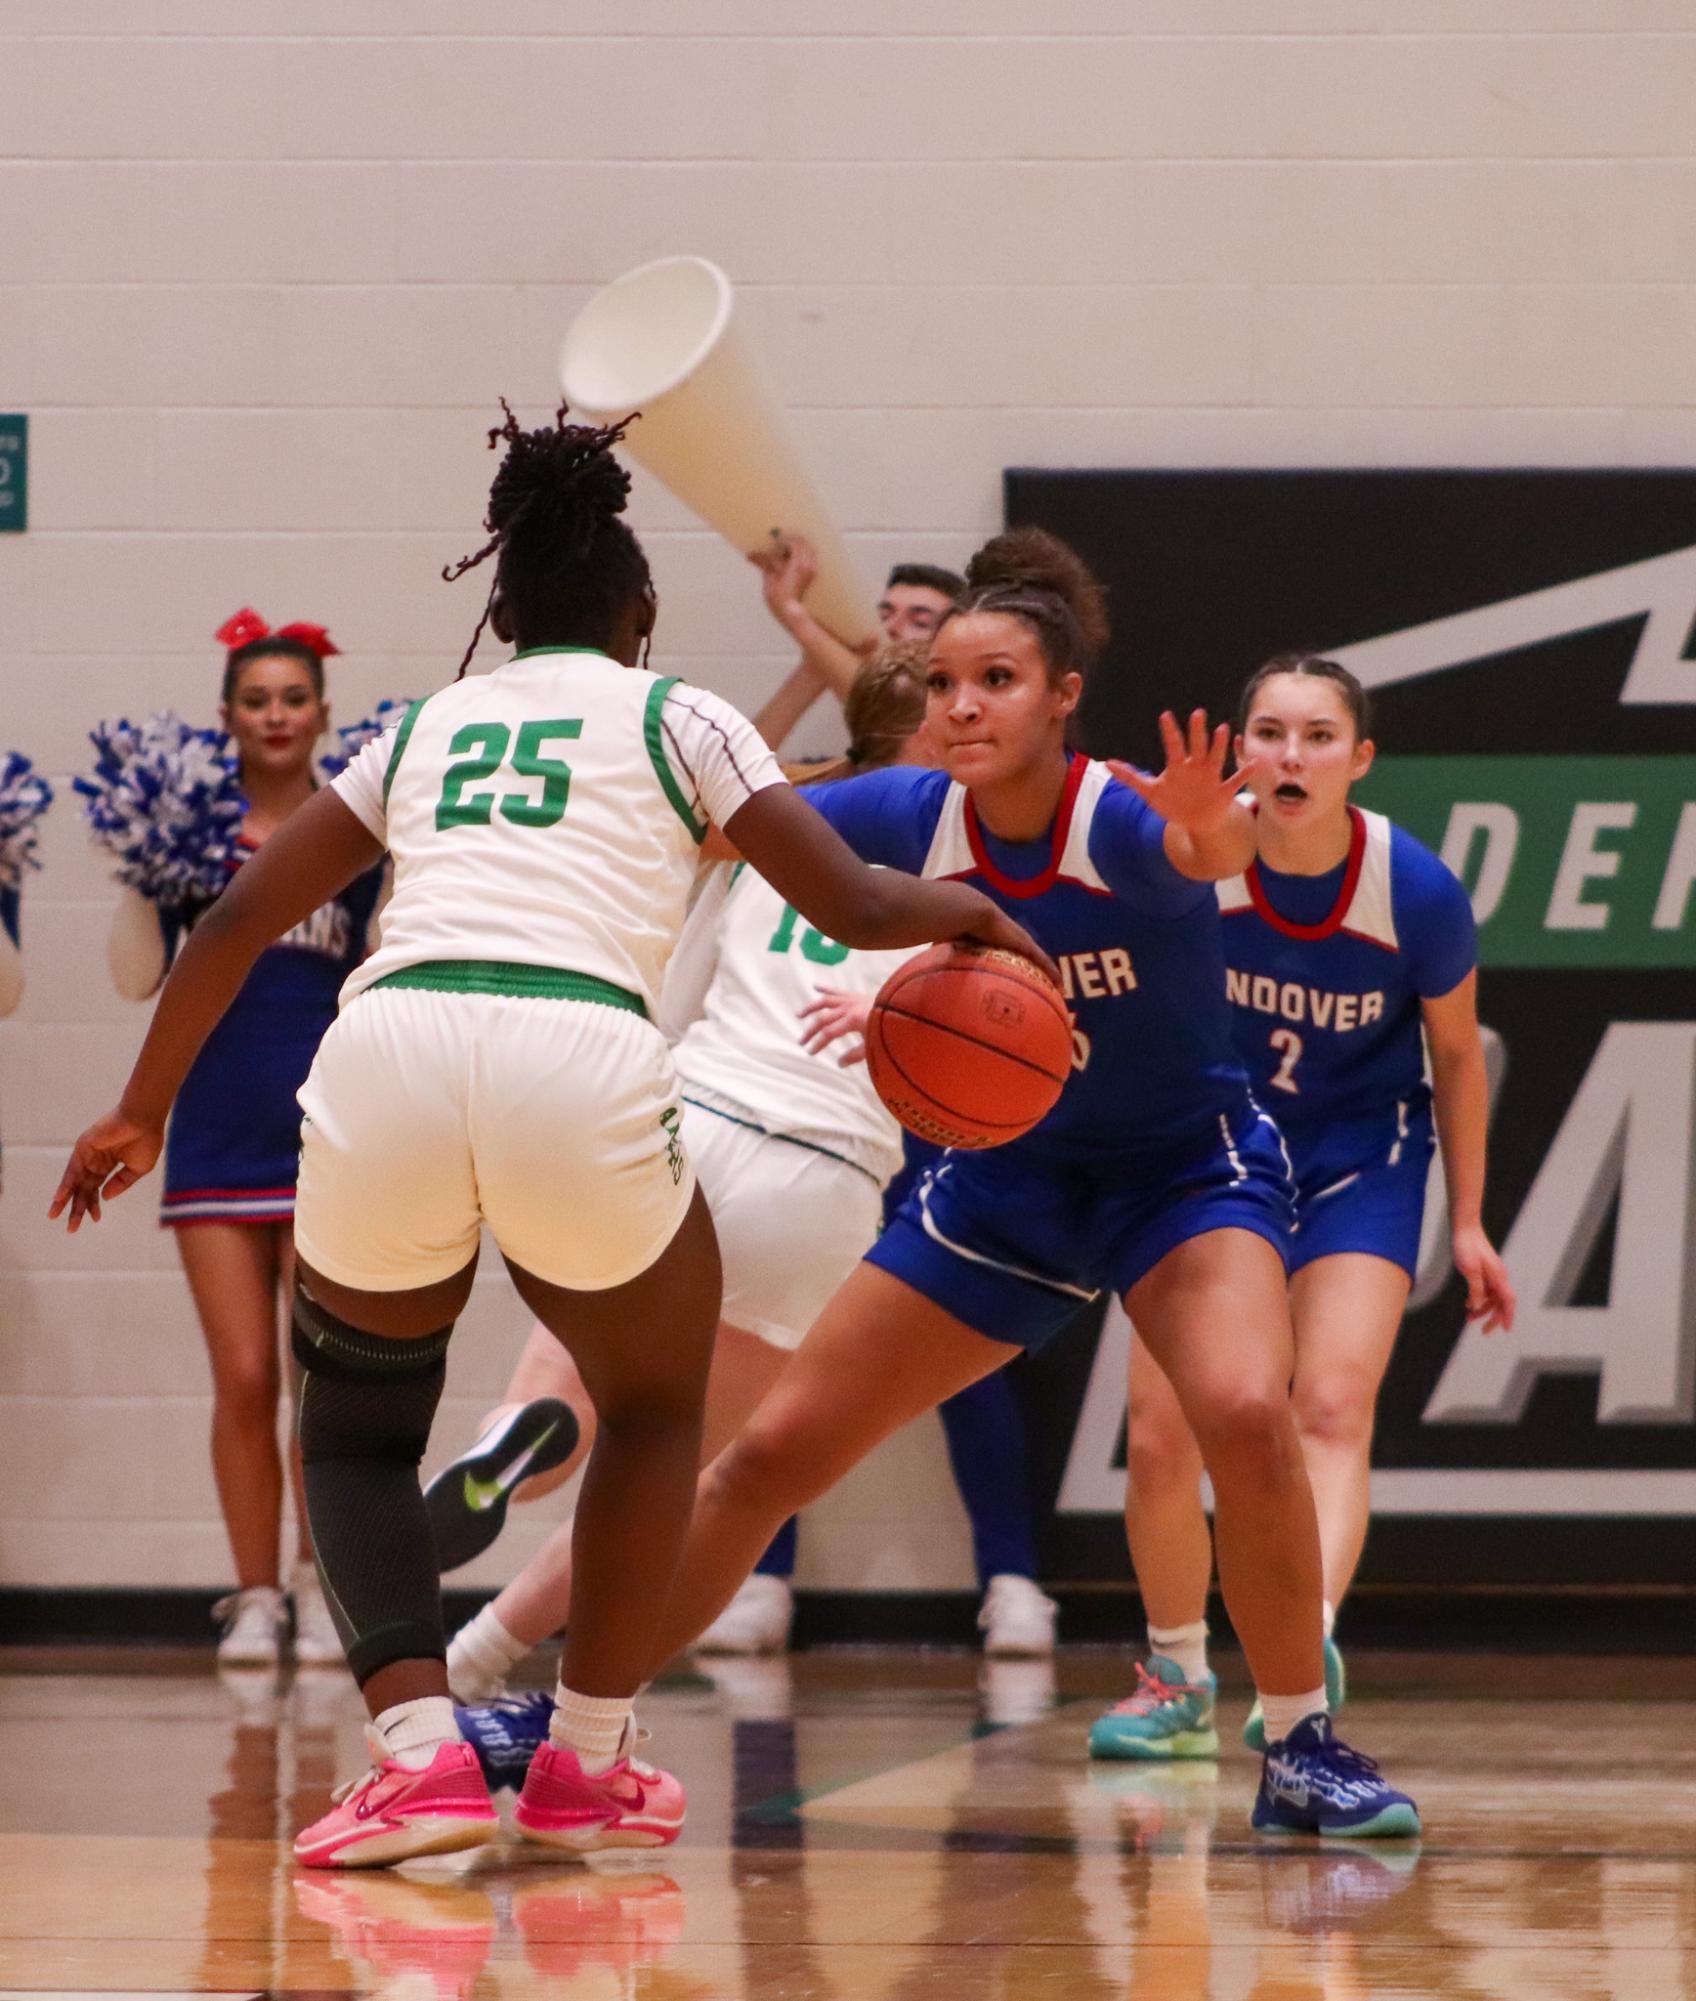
[[866, 943, 1072, 1149]]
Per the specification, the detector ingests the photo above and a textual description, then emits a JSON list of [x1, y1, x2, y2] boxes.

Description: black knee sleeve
[[293, 1285, 453, 1686]]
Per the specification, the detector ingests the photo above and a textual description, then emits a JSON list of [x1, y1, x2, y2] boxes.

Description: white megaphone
[[559, 256, 879, 649]]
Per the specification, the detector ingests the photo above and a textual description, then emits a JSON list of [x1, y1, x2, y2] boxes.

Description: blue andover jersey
[[1218, 807, 1474, 1148], [805, 755, 1248, 1159], [804, 757, 1294, 1346], [163, 843, 384, 1224], [1218, 807, 1474, 1278]]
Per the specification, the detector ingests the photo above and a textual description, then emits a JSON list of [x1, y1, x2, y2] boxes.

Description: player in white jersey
[[436, 648, 933, 1710], [51, 408, 1044, 1869]]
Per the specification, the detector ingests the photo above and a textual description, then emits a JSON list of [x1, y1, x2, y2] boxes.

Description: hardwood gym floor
[[2, 1646, 1694, 1998]]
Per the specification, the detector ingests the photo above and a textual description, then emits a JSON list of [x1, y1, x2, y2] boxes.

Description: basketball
[[866, 942, 1073, 1150]]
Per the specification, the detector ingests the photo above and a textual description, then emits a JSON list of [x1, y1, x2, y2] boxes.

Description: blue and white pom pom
[[0, 752, 53, 895], [75, 713, 246, 911], [318, 698, 412, 782]]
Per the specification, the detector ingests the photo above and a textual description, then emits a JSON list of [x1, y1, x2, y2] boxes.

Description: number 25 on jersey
[[436, 719, 583, 831]]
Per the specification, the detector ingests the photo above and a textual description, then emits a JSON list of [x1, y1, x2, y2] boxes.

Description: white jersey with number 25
[[330, 647, 786, 1014]]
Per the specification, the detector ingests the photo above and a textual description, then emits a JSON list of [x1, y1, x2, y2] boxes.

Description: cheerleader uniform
[[161, 842, 383, 1226]]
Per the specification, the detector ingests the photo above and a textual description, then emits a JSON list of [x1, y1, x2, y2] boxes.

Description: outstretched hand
[[49, 1108, 163, 1232], [1108, 709, 1260, 838], [749, 532, 819, 620], [799, 987, 873, 1067]]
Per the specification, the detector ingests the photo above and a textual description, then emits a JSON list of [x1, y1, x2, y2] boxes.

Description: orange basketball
[[866, 943, 1073, 1150]]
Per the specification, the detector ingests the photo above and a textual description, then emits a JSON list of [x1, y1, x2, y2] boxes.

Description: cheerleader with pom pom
[[0, 750, 52, 1023], [78, 613, 390, 1667], [0, 753, 53, 1189]]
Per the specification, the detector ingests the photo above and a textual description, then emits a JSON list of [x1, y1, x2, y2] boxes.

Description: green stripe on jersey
[[371, 960, 647, 1014], [644, 676, 708, 844], [382, 697, 429, 807]]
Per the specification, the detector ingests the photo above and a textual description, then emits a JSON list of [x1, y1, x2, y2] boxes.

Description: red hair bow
[[214, 609, 341, 660]]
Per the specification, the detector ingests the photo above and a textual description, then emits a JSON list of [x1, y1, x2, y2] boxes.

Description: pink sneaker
[[513, 1738, 686, 1852], [294, 1732, 499, 1870]]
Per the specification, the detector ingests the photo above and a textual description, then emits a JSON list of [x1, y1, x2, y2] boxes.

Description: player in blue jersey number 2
[[1095, 653, 1514, 1768], [641, 534, 1422, 1840]]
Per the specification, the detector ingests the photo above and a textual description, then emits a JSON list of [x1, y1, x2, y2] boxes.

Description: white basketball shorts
[[684, 1098, 883, 1350], [295, 983, 695, 1293]]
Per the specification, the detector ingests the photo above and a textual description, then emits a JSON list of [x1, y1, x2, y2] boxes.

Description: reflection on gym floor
[[3, 1646, 1695, 1998]]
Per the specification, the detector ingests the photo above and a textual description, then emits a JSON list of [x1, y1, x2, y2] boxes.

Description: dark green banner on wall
[[1359, 757, 1696, 968], [0, 414, 26, 532]]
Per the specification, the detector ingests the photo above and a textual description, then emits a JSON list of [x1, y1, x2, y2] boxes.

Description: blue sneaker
[[1088, 1655, 1219, 1761], [1243, 1637, 1346, 1751], [1251, 1713, 1420, 1839], [455, 1691, 556, 1793]]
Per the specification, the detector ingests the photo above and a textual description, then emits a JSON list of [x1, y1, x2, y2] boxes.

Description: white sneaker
[[978, 1574, 1058, 1659], [692, 1575, 794, 1656], [290, 1561, 345, 1668], [980, 1656, 1056, 1727], [214, 1585, 288, 1666]]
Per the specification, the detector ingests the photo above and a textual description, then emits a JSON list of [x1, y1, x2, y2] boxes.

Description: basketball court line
[[737, 1703, 1054, 1826]]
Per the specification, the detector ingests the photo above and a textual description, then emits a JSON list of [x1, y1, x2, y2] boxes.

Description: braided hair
[[443, 401, 655, 678], [785, 641, 931, 785], [944, 526, 1109, 686], [843, 641, 928, 771]]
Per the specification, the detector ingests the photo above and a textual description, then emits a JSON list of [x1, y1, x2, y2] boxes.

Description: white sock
[[1148, 1619, 1210, 1682], [550, 1685, 634, 1776], [1322, 1599, 1337, 1640], [447, 1604, 529, 1702], [374, 1695, 462, 1772], [1257, 1686, 1328, 1747]]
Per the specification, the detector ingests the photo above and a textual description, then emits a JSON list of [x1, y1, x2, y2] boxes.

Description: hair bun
[[965, 527, 1109, 656]]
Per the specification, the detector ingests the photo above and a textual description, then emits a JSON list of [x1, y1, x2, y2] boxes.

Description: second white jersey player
[[664, 859, 913, 1347]]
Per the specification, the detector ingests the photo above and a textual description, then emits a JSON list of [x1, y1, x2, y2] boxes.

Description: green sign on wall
[[0, 415, 26, 532], [1357, 756, 1696, 968]]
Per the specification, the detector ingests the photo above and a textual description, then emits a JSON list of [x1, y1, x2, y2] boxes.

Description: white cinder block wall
[[2, 2, 1691, 1594]]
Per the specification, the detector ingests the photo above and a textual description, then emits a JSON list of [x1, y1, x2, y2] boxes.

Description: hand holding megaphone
[[560, 258, 879, 649]]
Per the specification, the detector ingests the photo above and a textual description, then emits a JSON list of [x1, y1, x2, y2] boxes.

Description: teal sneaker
[[1088, 1655, 1219, 1761], [1243, 1637, 1347, 1752]]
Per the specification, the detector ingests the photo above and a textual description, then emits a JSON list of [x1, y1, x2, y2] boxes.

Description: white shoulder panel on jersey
[[920, 761, 1118, 888], [920, 784, 974, 879], [1056, 760, 1113, 893], [1340, 808, 1399, 949], [1216, 874, 1253, 914]]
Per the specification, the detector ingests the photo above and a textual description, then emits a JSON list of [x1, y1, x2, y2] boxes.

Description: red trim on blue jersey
[[1244, 806, 1367, 941], [961, 752, 1089, 901]]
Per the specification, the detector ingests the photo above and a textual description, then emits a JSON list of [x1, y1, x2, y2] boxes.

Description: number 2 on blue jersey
[[1268, 1026, 1303, 1094]]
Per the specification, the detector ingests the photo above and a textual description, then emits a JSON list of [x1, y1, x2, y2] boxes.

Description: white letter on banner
[[1546, 804, 1637, 932], [1425, 1024, 1696, 1424], [1651, 802, 1696, 932], [1440, 803, 1519, 926]]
